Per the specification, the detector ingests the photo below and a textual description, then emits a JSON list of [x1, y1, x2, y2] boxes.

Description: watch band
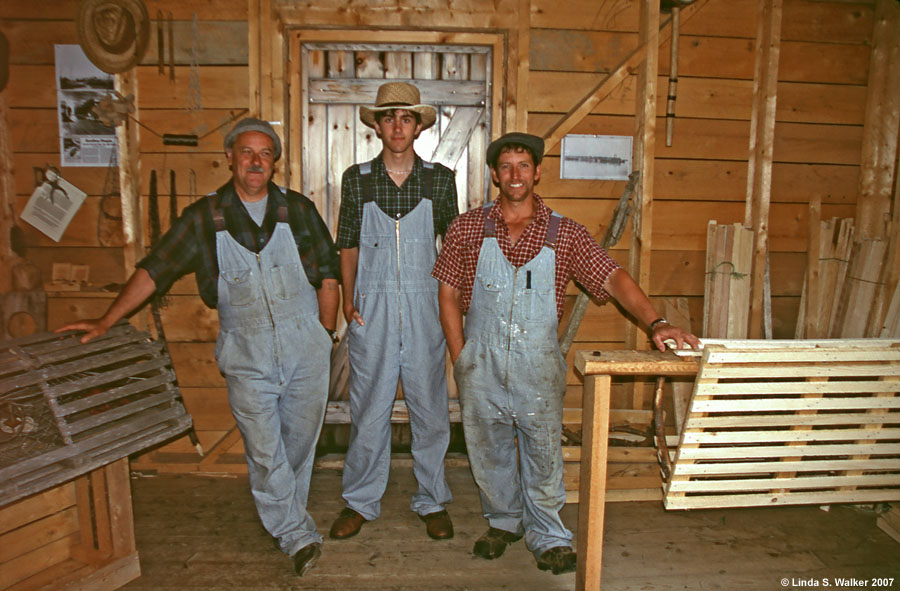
[[649, 317, 668, 331]]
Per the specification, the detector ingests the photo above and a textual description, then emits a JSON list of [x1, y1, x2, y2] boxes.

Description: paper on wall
[[20, 169, 88, 243]]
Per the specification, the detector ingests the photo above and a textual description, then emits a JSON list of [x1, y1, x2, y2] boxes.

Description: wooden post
[[576, 374, 610, 591], [626, 0, 660, 380], [804, 195, 822, 338], [744, 0, 782, 339], [114, 71, 144, 278], [515, 0, 530, 132], [856, 0, 900, 241], [0, 93, 14, 293]]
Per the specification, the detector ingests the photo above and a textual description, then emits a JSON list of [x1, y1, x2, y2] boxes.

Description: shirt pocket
[[271, 263, 303, 300], [358, 233, 392, 273], [220, 266, 257, 307]]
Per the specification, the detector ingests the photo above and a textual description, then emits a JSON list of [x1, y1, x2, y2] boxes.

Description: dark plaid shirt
[[138, 180, 339, 309], [335, 154, 458, 249]]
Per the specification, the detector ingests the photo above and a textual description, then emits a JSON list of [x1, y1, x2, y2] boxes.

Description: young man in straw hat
[[59, 118, 339, 577], [433, 132, 698, 575], [330, 81, 458, 541]]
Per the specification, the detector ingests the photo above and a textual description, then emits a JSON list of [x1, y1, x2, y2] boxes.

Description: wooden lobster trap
[[663, 339, 900, 510], [0, 322, 192, 507]]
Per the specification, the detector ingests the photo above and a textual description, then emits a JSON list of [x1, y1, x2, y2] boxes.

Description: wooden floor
[[122, 461, 900, 590]]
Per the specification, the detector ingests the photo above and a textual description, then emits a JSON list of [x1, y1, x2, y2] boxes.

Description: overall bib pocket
[[220, 267, 256, 307]]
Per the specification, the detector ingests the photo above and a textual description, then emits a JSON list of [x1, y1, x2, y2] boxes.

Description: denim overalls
[[342, 161, 452, 519], [214, 198, 331, 556], [454, 208, 572, 557]]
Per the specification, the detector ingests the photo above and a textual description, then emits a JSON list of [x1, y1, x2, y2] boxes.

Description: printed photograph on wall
[[55, 44, 117, 167]]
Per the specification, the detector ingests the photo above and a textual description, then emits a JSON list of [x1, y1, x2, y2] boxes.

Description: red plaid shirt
[[432, 194, 620, 319]]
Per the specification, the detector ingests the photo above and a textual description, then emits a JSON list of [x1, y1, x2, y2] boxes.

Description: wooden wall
[[0, 0, 881, 475]]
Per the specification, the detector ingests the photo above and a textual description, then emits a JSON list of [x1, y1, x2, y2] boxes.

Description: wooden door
[[289, 32, 505, 234]]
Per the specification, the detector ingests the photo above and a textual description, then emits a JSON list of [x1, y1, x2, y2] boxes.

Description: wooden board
[[665, 340, 900, 510]]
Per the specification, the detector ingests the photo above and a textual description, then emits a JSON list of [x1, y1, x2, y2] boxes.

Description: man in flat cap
[[329, 82, 458, 541], [433, 132, 698, 574], [59, 117, 339, 577]]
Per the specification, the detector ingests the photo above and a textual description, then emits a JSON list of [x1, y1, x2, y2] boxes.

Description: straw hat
[[76, 0, 150, 74], [359, 82, 437, 130]]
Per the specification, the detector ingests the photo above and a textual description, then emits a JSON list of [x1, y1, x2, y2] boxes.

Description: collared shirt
[[432, 194, 621, 319], [138, 180, 339, 309], [335, 154, 458, 249]]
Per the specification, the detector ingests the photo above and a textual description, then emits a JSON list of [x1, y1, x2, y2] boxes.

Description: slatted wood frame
[[665, 339, 900, 510], [0, 323, 192, 506]]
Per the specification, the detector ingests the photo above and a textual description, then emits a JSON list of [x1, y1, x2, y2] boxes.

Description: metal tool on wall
[[149, 169, 203, 456]]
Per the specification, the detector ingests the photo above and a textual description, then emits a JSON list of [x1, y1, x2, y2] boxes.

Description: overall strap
[[544, 212, 563, 249], [359, 160, 376, 204], [208, 191, 226, 232], [422, 160, 434, 201], [274, 185, 289, 224], [482, 202, 496, 239]]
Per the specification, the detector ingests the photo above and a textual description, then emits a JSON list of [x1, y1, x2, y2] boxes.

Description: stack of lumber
[[832, 238, 889, 337], [797, 216, 900, 339], [795, 217, 855, 338], [664, 339, 900, 510], [703, 222, 754, 338]]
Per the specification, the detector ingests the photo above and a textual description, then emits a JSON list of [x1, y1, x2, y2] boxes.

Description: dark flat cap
[[486, 133, 544, 168]]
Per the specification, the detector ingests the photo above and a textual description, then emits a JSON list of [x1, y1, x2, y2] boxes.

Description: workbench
[[573, 349, 698, 591]]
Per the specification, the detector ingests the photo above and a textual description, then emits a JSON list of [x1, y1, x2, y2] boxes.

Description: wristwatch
[[649, 317, 669, 331]]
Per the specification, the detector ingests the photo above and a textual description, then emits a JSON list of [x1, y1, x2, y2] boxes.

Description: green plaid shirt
[[138, 180, 339, 309]]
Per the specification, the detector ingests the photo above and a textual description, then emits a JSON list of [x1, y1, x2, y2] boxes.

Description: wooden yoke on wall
[[744, 0, 783, 339]]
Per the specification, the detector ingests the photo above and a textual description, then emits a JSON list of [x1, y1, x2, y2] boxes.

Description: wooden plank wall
[[0, 0, 877, 472]]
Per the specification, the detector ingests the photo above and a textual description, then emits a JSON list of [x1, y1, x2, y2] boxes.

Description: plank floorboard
[[122, 464, 900, 590]]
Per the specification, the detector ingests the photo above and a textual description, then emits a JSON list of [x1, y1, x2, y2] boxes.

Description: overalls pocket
[[271, 263, 302, 300], [220, 267, 256, 307], [358, 233, 392, 273]]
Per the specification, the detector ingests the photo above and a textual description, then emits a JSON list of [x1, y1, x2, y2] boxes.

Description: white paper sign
[[560, 134, 633, 180], [20, 170, 88, 242]]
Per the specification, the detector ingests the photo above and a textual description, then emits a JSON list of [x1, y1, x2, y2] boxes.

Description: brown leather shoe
[[292, 542, 321, 576], [329, 507, 367, 539], [472, 527, 523, 559], [419, 509, 454, 540]]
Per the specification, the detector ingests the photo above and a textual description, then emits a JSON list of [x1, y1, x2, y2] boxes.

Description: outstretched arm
[[604, 268, 700, 351], [56, 268, 157, 343]]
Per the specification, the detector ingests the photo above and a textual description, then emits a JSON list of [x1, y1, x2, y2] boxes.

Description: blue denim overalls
[[213, 198, 331, 556], [342, 161, 452, 519], [454, 207, 572, 558]]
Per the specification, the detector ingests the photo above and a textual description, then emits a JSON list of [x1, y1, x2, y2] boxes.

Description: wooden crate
[[0, 457, 140, 591], [665, 339, 900, 510]]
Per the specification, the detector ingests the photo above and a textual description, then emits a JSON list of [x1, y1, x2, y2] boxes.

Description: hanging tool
[[169, 170, 177, 228], [665, 6, 681, 147], [652, 376, 672, 481], [156, 10, 164, 75], [167, 11, 175, 82], [149, 169, 203, 456]]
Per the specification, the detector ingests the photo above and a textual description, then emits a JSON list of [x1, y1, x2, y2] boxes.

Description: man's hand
[[650, 322, 700, 352], [343, 302, 364, 327], [56, 318, 114, 344]]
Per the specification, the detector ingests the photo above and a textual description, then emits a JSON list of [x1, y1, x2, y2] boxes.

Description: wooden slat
[[308, 78, 486, 106]]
